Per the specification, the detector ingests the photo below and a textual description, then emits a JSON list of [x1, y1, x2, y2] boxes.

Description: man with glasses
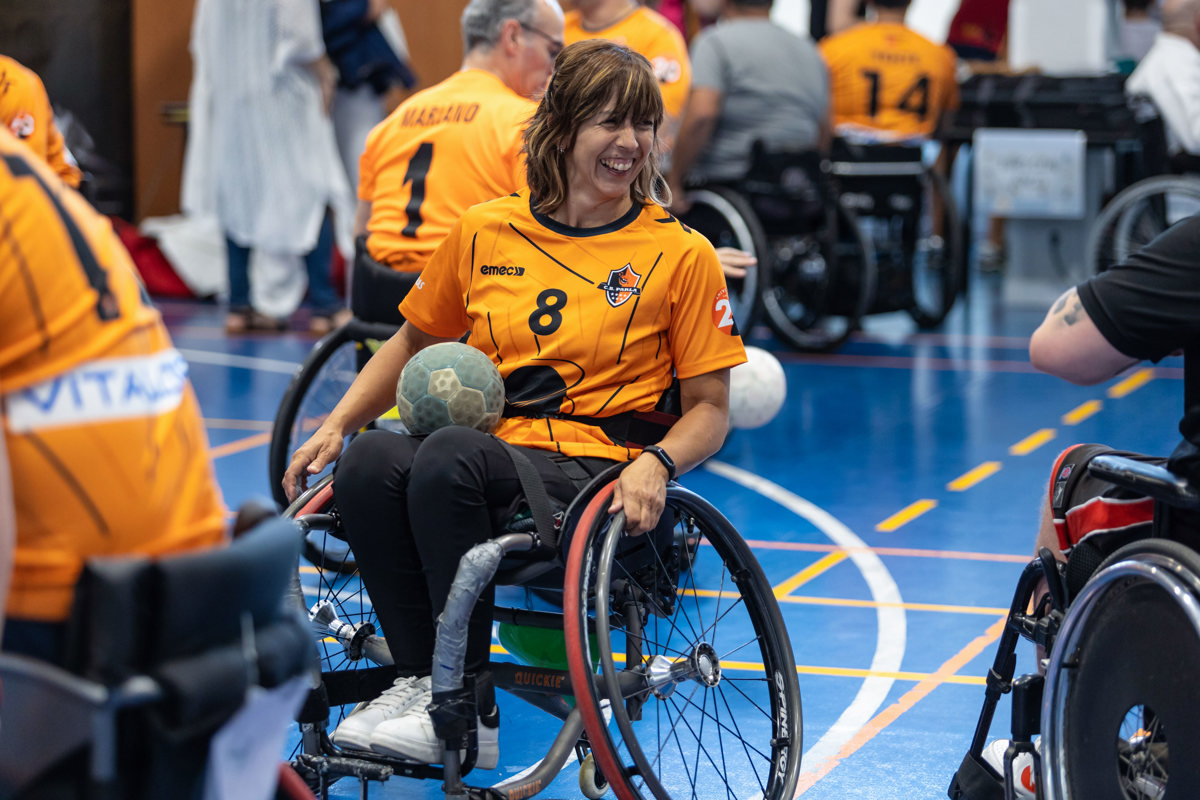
[[355, 0, 564, 278]]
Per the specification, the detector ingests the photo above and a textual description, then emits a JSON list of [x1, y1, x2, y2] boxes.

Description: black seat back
[[3, 518, 313, 800]]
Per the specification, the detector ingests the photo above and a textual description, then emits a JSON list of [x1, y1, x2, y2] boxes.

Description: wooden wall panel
[[129, 0, 467, 222]]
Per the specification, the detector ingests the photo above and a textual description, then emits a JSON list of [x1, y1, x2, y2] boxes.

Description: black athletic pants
[[334, 427, 613, 679]]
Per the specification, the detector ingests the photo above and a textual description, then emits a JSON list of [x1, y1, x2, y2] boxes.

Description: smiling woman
[[280, 37, 747, 768]]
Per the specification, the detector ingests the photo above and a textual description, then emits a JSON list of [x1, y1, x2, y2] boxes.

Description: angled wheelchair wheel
[[681, 187, 766, 334], [760, 200, 875, 352], [564, 482, 803, 800], [1042, 539, 1200, 800], [283, 475, 394, 755], [1086, 176, 1200, 275], [268, 320, 396, 509], [907, 169, 963, 329]]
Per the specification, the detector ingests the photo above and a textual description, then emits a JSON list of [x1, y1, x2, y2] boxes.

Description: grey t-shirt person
[[687, 17, 829, 183]]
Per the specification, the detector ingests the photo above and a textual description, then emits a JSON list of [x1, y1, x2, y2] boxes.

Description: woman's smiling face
[[564, 98, 655, 211]]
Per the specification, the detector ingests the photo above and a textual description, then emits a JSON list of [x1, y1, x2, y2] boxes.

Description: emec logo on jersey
[[599, 263, 643, 308]]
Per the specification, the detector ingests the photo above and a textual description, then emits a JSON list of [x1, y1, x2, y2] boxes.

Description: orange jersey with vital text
[[0, 55, 81, 188], [401, 193, 746, 462], [359, 69, 534, 273], [820, 23, 959, 140], [0, 129, 226, 622], [564, 7, 691, 124]]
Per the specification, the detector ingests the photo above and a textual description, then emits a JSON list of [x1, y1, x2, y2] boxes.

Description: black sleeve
[[1076, 215, 1200, 362]]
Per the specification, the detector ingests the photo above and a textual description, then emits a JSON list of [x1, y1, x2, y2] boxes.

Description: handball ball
[[397, 342, 505, 435], [728, 346, 786, 429]]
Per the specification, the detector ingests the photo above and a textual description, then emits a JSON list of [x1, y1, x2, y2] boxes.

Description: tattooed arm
[[1029, 287, 1139, 385]]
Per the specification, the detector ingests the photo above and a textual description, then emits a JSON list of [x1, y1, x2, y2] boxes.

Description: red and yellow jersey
[[0, 129, 226, 622], [820, 23, 959, 140], [401, 192, 746, 462], [359, 69, 534, 273], [564, 7, 691, 125], [0, 55, 82, 188]]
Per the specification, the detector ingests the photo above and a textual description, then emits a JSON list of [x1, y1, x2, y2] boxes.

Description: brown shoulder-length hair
[[524, 39, 670, 215]]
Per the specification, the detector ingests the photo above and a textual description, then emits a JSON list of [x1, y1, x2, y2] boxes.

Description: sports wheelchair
[[678, 140, 963, 352], [282, 462, 804, 800], [1084, 165, 1200, 275], [0, 517, 316, 799], [948, 455, 1200, 800], [268, 239, 416, 509]]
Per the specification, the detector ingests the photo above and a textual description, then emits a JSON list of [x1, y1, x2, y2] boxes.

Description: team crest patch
[[599, 263, 643, 308]]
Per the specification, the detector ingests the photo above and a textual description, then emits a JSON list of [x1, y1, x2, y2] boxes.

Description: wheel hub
[[645, 642, 722, 698]]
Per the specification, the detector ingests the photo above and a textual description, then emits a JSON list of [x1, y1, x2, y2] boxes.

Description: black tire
[[760, 198, 876, 352], [565, 483, 803, 800], [283, 476, 394, 757], [1085, 176, 1200, 275], [681, 186, 767, 335], [1042, 539, 1200, 800], [269, 320, 396, 509], [907, 169, 963, 329]]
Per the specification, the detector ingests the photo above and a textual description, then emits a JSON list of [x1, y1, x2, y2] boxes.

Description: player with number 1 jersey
[[359, 69, 535, 273], [819, 11, 958, 140], [401, 189, 744, 462], [0, 129, 226, 623]]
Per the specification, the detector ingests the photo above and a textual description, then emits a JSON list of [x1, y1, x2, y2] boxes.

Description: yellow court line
[[488, 645, 985, 686], [1062, 400, 1101, 425], [772, 552, 848, 599], [947, 461, 1002, 492], [210, 431, 272, 459], [777, 594, 1009, 616], [795, 615, 1007, 795], [876, 499, 936, 532], [1010, 428, 1055, 456], [1108, 367, 1154, 398]]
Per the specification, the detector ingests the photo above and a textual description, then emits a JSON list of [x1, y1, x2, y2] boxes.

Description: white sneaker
[[370, 705, 499, 770], [330, 675, 432, 752], [981, 739, 1038, 800]]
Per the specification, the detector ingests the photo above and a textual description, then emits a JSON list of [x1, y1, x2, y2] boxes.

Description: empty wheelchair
[[1085, 172, 1200, 275], [680, 142, 875, 352], [828, 140, 964, 329], [268, 238, 416, 508], [948, 454, 1200, 800], [283, 463, 804, 800]]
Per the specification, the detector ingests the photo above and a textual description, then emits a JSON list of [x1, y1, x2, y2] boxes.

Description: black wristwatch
[[642, 445, 676, 481]]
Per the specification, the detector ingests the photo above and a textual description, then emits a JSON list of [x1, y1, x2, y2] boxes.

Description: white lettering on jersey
[[5, 349, 190, 432]]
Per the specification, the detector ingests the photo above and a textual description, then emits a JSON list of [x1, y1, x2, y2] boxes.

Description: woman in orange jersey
[[0, 129, 227, 665], [283, 39, 744, 766]]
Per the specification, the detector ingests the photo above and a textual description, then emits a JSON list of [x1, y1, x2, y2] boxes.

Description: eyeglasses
[[519, 21, 564, 59]]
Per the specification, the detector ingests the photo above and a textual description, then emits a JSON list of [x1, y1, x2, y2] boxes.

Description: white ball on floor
[[728, 347, 786, 429]]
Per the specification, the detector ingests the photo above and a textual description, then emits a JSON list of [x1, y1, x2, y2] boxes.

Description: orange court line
[[210, 431, 272, 459], [737, 539, 1031, 564], [1108, 367, 1154, 398], [795, 615, 1007, 795]]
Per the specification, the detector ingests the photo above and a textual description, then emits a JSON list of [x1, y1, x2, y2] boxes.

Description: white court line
[[703, 460, 906, 783], [177, 347, 300, 375]]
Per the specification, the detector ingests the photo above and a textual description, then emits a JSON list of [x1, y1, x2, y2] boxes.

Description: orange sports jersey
[[0, 130, 226, 622], [564, 7, 691, 123], [820, 23, 959, 140], [359, 69, 534, 273], [0, 55, 82, 188], [401, 192, 746, 463]]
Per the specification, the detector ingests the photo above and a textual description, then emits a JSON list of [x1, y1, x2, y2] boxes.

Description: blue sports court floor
[[165, 271, 1183, 800]]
